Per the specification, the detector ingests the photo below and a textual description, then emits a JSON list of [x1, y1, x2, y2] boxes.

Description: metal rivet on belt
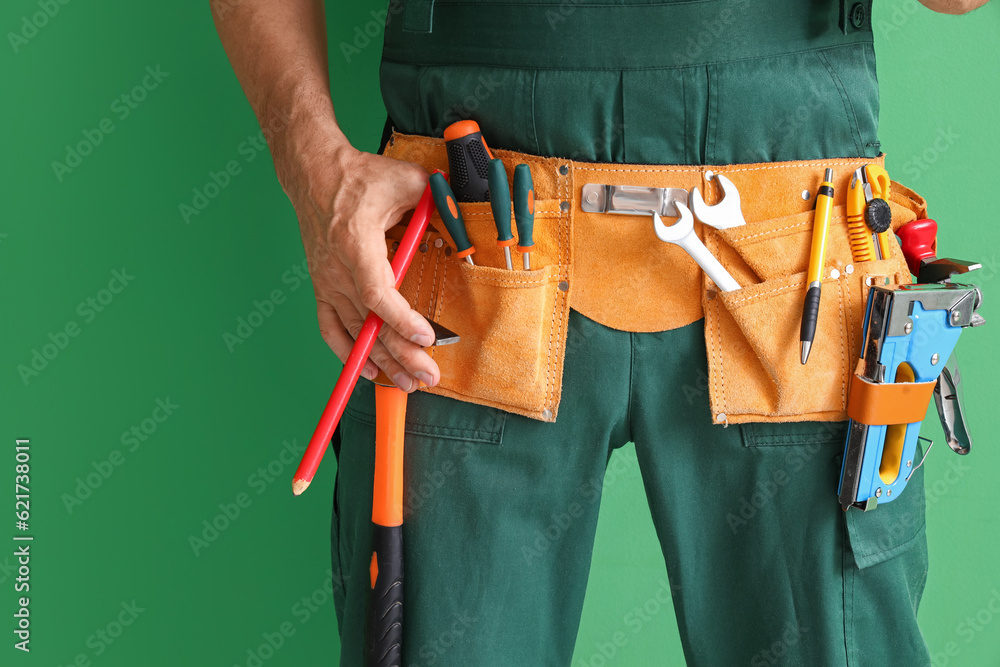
[[801, 190, 811, 201], [445, 246, 453, 256], [434, 238, 444, 248], [716, 413, 727, 423], [845, 264, 854, 274], [542, 409, 553, 420], [830, 268, 840, 280], [931, 353, 940, 365], [559, 165, 569, 176], [419, 243, 429, 253], [706, 290, 717, 301], [560, 201, 570, 212], [558, 281, 569, 292]]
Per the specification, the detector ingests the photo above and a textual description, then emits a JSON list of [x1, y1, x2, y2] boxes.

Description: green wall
[[1, 1, 997, 665]]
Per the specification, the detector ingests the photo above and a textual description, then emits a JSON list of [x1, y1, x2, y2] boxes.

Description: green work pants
[[331, 312, 930, 666]]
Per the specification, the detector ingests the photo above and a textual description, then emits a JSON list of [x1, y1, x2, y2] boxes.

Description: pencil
[[292, 179, 436, 495]]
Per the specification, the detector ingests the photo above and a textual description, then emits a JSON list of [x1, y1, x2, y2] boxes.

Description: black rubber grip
[[445, 134, 491, 202], [800, 285, 821, 344], [366, 524, 403, 667]]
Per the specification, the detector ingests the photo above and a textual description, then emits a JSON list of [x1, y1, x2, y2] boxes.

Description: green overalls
[[331, 1, 931, 664]]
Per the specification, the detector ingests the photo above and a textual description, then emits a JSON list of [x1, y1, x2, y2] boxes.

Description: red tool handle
[[293, 181, 435, 494], [897, 218, 938, 277]]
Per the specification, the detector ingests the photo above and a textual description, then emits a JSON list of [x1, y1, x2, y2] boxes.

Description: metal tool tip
[[824, 168, 833, 181], [800, 341, 812, 365]]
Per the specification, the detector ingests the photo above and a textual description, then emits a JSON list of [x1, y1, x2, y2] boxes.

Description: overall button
[[850, 3, 867, 29]]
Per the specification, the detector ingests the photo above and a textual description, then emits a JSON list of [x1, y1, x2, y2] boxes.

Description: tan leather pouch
[[381, 132, 928, 425], [384, 135, 573, 422], [702, 181, 926, 425]]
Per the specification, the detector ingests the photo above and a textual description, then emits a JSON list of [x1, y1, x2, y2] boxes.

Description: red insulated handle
[[897, 218, 938, 277]]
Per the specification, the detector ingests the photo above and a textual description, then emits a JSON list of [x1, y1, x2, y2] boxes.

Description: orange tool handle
[[372, 385, 407, 527], [366, 384, 407, 667]]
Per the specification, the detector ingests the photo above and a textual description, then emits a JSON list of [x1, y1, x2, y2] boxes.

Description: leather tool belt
[[382, 132, 925, 424]]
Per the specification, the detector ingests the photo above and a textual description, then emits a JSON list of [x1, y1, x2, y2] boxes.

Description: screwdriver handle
[[444, 120, 493, 203], [513, 164, 535, 253], [488, 159, 514, 245], [897, 218, 938, 277], [430, 172, 475, 259]]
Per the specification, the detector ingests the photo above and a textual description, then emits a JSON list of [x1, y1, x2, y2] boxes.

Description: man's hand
[[919, 0, 989, 13], [212, 0, 439, 392], [274, 119, 439, 392]]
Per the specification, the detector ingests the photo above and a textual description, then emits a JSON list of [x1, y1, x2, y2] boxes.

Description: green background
[[2, 1, 998, 665]]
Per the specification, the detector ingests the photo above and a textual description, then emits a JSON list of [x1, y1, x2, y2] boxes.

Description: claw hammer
[[366, 323, 459, 667]]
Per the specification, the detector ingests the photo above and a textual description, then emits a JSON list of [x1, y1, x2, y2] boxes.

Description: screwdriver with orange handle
[[429, 172, 476, 265], [292, 180, 436, 496], [488, 159, 515, 270], [444, 120, 493, 202], [514, 164, 535, 270]]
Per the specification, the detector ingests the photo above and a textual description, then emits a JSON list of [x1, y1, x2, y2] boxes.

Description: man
[[214, 0, 988, 664]]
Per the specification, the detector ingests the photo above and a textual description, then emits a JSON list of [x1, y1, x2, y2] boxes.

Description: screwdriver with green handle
[[429, 171, 476, 265], [488, 159, 515, 270], [513, 164, 535, 270]]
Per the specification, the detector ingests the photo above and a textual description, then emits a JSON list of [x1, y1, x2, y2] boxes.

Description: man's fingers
[[317, 301, 378, 380], [374, 319, 441, 387], [327, 297, 440, 391], [351, 243, 435, 347]]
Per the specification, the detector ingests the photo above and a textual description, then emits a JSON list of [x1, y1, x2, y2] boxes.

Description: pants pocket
[[844, 448, 928, 569], [741, 420, 849, 448]]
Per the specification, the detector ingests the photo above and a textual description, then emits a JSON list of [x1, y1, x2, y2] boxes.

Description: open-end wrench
[[689, 171, 747, 230], [653, 202, 741, 292]]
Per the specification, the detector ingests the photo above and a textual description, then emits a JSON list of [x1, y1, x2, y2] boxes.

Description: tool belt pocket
[[702, 198, 918, 425], [387, 200, 572, 422]]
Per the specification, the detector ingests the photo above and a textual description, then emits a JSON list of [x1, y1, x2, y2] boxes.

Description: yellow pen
[[800, 168, 835, 365]]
